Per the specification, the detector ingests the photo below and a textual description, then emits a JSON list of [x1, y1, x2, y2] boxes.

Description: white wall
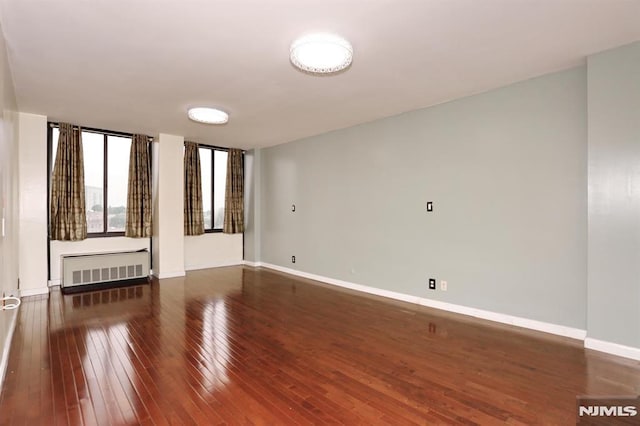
[[0, 72, 18, 297], [50, 237, 150, 283], [28, 126, 239, 285], [184, 233, 242, 270], [152, 133, 185, 278], [17, 113, 48, 295], [0, 110, 18, 297], [0, 17, 20, 392], [152, 136, 160, 275], [153, 135, 245, 276]]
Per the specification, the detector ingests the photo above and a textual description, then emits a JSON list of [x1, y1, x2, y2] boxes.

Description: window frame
[[47, 123, 138, 238], [197, 145, 229, 233]]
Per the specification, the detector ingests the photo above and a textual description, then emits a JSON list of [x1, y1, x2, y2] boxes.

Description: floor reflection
[[84, 323, 137, 425], [57, 285, 150, 330], [195, 299, 231, 395]]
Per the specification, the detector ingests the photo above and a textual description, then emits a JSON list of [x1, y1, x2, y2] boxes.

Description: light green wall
[[258, 67, 588, 329], [587, 42, 640, 347], [244, 149, 262, 263]]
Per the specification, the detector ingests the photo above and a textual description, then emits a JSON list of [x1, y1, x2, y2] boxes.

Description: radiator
[[62, 250, 150, 289]]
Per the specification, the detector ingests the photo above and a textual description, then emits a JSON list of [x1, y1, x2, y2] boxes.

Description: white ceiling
[[0, 0, 639, 149]]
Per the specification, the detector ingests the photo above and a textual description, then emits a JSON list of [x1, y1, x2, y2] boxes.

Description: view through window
[[198, 147, 228, 231], [51, 127, 131, 235]]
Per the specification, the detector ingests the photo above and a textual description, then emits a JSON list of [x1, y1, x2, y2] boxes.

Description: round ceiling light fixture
[[290, 33, 353, 74], [187, 107, 229, 124]]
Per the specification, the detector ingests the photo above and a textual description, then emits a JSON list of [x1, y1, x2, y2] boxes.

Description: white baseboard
[[0, 307, 19, 393], [20, 287, 49, 297], [186, 260, 243, 271], [153, 270, 186, 279], [415, 298, 587, 340], [585, 338, 640, 361], [48, 279, 61, 287], [257, 262, 587, 341], [242, 260, 263, 267]]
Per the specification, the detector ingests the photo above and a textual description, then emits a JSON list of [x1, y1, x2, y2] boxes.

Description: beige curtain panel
[[50, 123, 87, 241], [223, 148, 244, 234], [184, 142, 205, 235], [125, 134, 153, 238]]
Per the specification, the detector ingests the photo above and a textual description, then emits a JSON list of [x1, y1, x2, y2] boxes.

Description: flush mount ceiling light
[[187, 107, 229, 124], [290, 33, 353, 74]]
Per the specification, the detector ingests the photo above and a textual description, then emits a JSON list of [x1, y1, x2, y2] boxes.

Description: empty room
[[0, 0, 639, 424]]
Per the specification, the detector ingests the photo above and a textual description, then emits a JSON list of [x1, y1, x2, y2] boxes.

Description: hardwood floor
[[1, 266, 639, 425]]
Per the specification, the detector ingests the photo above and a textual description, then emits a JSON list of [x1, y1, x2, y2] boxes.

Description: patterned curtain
[[50, 123, 87, 241], [184, 142, 205, 235], [125, 134, 153, 238], [223, 149, 244, 234]]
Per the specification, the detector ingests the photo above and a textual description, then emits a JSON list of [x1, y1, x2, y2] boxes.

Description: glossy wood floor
[[1, 266, 639, 425]]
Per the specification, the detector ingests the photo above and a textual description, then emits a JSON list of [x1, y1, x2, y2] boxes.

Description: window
[[50, 126, 132, 236], [198, 147, 228, 232]]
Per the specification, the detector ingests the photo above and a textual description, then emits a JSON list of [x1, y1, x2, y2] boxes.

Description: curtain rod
[[50, 122, 245, 152], [49, 122, 153, 141], [188, 141, 246, 153]]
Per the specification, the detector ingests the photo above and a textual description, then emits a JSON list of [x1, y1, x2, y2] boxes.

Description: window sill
[[86, 232, 127, 238]]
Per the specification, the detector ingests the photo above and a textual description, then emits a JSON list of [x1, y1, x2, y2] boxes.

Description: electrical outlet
[[291, 255, 296, 264], [428, 278, 436, 290], [291, 204, 296, 212], [426, 201, 433, 212], [440, 280, 448, 291]]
